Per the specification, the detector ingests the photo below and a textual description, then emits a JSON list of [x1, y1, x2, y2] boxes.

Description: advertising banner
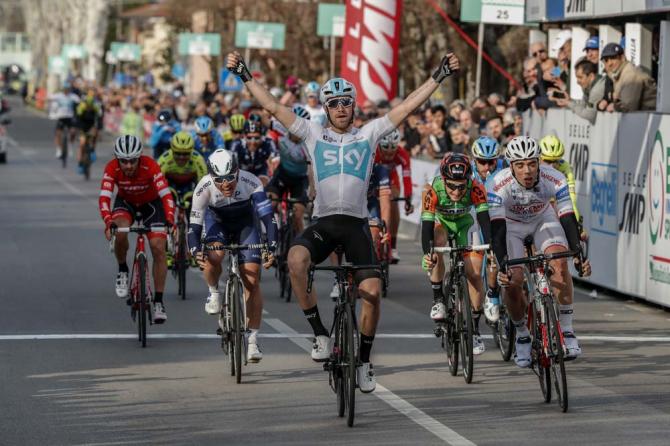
[[340, 0, 403, 105]]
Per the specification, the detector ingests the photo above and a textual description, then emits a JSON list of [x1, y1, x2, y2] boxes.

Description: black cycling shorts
[[292, 214, 380, 282], [55, 117, 73, 131], [111, 197, 167, 238], [266, 170, 308, 205]]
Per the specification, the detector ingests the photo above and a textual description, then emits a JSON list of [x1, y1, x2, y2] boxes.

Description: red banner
[[340, 0, 403, 106]]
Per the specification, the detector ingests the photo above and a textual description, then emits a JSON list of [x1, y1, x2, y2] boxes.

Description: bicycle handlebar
[[203, 243, 268, 251], [113, 226, 167, 234], [504, 250, 577, 268], [432, 244, 490, 254]]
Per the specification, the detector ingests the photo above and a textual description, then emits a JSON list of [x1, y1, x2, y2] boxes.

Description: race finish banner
[[340, 0, 403, 105]]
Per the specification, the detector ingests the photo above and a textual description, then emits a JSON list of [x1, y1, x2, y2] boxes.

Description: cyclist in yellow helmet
[[224, 113, 246, 150], [158, 131, 208, 268], [539, 135, 582, 224]]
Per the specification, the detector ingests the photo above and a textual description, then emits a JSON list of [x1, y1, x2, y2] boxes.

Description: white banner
[[401, 158, 439, 225]]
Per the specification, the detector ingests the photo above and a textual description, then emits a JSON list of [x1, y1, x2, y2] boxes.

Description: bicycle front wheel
[[232, 277, 245, 384], [458, 275, 474, 384], [497, 294, 515, 361], [343, 302, 357, 427], [138, 254, 148, 348], [532, 301, 551, 403], [546, 298, 568, 412], [177, 219, 187, 300], [60, 130, 68, 168]]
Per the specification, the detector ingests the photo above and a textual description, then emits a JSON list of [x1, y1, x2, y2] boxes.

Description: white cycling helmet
[[319, 77, 357, 104], [505, 136, 540, 162], [379, 129, 401, 149], [207, 149, 238, 177], [114, 135, 143, 159]]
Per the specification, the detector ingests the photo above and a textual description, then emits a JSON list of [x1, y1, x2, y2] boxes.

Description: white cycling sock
[[249, 329, 259, 345], [559, 304, 574, 333], [513, 317, 530, 338], [208, 285, 219, 294]]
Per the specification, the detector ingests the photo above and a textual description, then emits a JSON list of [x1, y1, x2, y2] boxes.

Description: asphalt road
[[1, 98, 669, 446]]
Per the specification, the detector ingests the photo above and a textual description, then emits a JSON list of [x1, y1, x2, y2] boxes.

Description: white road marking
[[264, 318, 477, 446]]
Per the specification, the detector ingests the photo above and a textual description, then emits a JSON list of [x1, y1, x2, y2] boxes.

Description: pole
[[330, 35, 336, 78], [475, 22, 484, 98], [245, 47, 251, 69]]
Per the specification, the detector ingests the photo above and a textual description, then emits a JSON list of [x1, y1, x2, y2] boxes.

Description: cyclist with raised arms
[[99, 135, 175, 323], [266, 105, 312, 233], [470, 136, 506, 323], [192, 116, 225, 159], [374, 129, 414, 263], [188, 149, 277, 363], [421, 153, 492, 355], [223, 114, 246, 150], [230, 118, 277, 186], [487, 136, 591, 368], [226, 49, 459, 393]]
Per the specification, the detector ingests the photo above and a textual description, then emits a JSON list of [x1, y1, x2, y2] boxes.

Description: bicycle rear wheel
[[232, 277, 245, 384], [177, 219, 187, 300], [444, 286, 459, 376], [546, 298, 568, 412], [334, 309, 345, 418], [222, 280, 235, 377], [497, 300, 515, 362], [281, 226, 294, 302], [138, 254, 148, 348], [458, 276, 474, 383], [343, 302, 357, 427]]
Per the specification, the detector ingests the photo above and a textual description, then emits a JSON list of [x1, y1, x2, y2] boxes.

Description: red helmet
[[440, 152, 471, 181]]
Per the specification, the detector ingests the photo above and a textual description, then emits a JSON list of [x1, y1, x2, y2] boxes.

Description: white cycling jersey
[[486, 165, 573, 223], [48, 92, 79, 120], [303, 103, 327, 126], [289, 115, 394, 219]]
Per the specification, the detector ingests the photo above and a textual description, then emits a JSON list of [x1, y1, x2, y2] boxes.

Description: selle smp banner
[[340, 0, 403, 105]]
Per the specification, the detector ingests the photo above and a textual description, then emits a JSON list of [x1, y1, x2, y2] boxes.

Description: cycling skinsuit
[[266, 132, 310, 204], [303, 103, 327, 126], [76, 102, 101, 133], [192, 129, 226, 159], [288, 115, 395, 278], [551, 159, 581, 221], [99, 156, 175, 240], [486, 165, 572, 260], [368, 164, 391, 223], [188, 170, 278, 264], [230, 138, 277, 178], [157, 150, 208, 196], [375, 146, 412, 198], [471, 158, 506, 186], [421, 176, 489, 247], [49, 92, 79, 130]]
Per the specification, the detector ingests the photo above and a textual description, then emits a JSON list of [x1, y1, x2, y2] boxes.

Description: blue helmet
[[292, 105, 311, 120], [319, 77, 356, 104], [304, 81, 320, 96], [471, 136, 500, 160], [194, 116, 213, 135]]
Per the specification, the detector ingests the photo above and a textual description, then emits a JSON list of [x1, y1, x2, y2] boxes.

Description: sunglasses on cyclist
[[245, 135, 261, 142], [325, 97, 354, 109], [174, 152, 191, 159], [475, 158, 497, 166], [118, 158, 139, 165], [380, 143, 398, 151], [212, 173, 237, 184], [445, 181, 467, 191]]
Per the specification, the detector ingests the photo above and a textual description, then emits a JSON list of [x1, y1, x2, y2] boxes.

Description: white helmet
[[207, 149, 238, 177], [505, 136, 540, 162], [319, 77, 357, 104], [379, 129, 401, 149], [114, 135, 143, 159]]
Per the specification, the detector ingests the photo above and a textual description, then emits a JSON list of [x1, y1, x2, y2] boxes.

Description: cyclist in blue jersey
[[367, 163, 392, 250], [149, 109, 181, 159], [229, 119, 277, 186], [470, 136, 506, 323], [227, 49, 459, 393], [192, 116, 225, 159], [266, 105, 311, 233]]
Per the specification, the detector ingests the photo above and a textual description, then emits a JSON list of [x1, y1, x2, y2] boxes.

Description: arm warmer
[[559, 213, 582, 254], [476, 211, 492, 245], [421, 219, 434, 255], [491, 218, 508, 269]]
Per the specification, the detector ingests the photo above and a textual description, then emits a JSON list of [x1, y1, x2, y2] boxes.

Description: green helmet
[[230, 114, 246, 133], [170, 131, 194, 154]]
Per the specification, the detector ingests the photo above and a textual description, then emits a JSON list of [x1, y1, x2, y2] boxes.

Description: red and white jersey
[[99, 156, 175, 226], [486, 165, 573, 224], [374, 146, 412, 197]]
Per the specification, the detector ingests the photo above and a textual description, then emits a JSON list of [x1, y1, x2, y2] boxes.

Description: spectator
[[448, 123, 469, 154], [536, 58, 564, 109], [459, 109, 479, 141], [583, 36, 599, 65], [530, 41, 548, 65], [201, 81, 219, 105], [555, 59, 606, 124], [377, 99, 391, 116], [517, 57, 540, 113], [485, 116, 503, 143], [600, 42, 657, 112], [552, 30, 572, 75], [403, 108, 426, 156], [361, 99, 378, 120], [426, 105, 450, 159], [447, 101, 464, 127], [120, 99, 144, 139], [501, 110, 520, 145]]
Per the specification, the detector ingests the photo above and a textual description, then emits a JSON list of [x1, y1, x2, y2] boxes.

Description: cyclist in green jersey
[[421, 153, 492, 354]]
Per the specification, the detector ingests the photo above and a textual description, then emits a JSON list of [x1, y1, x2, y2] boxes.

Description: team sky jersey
[[375, 146, 412, 197], [471, 158, 506, 186], [303, 103, 327, 126], [421, 176, 488, 223], [157, 150, 208, 188], [187, 170, 276, 250], [486, 165, 573, 223], [99, 156, 175, 226], [288, 115, 395, 219], [230, 138, 277, 177], [191, 129, 226, 158], [271, 121, 309, 177], [551, 159, 581, 221]]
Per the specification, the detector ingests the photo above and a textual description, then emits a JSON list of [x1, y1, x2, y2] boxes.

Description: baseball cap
[[601, 43, 624, 59], [583, 36, 599, 51]]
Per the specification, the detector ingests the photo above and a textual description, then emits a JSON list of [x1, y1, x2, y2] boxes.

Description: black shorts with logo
[[111, 197, 166, 229], [292, 214, 380, 282]]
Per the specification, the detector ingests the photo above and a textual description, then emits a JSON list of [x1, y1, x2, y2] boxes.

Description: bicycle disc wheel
[[497, 303, 515, 362], [458, 276, 474, 384], [532, 303, 551, 403], [343, 302, 357, 427], [178, 220, 187, 300], [138, 254, 148, 348], [232, 277, 244, 384], [546, 298, 568, 412]]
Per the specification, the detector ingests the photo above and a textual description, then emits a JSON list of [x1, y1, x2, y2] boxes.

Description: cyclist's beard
[[121, 165, 138, 177], [326, 107, 353, 131]]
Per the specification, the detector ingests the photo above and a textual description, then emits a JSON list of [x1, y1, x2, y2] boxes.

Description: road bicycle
[[483, 253, 515, 362], [80, 129, 97, 180], [169, 189, 193, 300], [273, 197, 308, 302], [206, 242, 267, 384], [307, 261, 381, 427], [431, 239, 489, 384], [111, 217, 167, 348]]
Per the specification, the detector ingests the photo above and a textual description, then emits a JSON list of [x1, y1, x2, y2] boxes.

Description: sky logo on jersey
[[314, 140, 371, 181]]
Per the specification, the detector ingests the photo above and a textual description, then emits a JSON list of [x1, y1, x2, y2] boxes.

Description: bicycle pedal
[[216, 327, 223, 336], [433, 326, 443, 337]]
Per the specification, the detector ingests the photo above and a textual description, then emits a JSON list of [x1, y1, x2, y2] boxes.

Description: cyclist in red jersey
[[99, 135, 175, 323], [374, 129, 414, 263]]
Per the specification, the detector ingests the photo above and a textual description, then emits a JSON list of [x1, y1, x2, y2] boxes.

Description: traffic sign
[[317, 4, 346, 37], [481, 0, 525, 25], [219, 69, 244, 92], [110, 42, 141, 62], [235, 21, 286, 50], [178, 33, 221, 56], [61, 44, 86, 60]]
